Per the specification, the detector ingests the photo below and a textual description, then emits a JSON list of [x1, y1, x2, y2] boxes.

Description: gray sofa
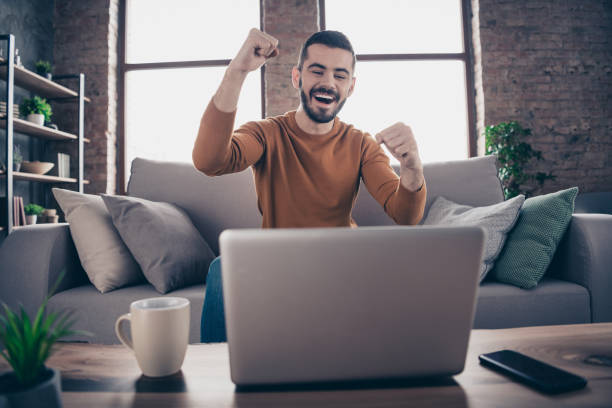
[[0, 155, 610, 344]]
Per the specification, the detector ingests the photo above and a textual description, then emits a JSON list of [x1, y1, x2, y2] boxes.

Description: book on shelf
[[57, 153, 70, 178], [13, 197, 19, 227], [13, 196, 26, 226], [19, 197, 26, 226]]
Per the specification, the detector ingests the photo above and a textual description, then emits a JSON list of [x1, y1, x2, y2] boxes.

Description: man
[[193, 29, 426, 342]]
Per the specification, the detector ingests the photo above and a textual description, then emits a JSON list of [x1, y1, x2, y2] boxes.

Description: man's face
[[292, 44, 356, 124]]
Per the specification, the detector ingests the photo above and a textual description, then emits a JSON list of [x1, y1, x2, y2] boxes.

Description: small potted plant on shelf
[[35, 60, 53, 80], [24, 203, 44, 225], [19, 96, 52, 127], [0, 272, 87, 408], [13, 145, 23, 172]]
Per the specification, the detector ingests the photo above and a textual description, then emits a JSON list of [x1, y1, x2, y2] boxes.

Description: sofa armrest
[[549, 214, 612, 323], [0, 223, 87, 316]]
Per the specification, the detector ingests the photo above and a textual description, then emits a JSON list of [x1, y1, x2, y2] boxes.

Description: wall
[[261, 0, 612, 195], [5, 0, 610, 201], [262, 0, 320, 117], [475, 0, 612, 194], [53, 0, 119, 195]]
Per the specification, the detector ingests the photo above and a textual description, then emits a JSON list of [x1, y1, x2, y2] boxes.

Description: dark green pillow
[[492, 187, 578, 289]]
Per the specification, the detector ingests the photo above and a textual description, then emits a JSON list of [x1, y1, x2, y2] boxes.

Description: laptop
[[219, 226, 485, 387]]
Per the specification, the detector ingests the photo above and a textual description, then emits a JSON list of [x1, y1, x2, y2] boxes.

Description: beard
[[299, 79, 348, 124]]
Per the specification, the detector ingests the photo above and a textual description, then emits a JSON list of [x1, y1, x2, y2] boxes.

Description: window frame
[[117, 0, 265, 193], [320, 0, 477, 161]]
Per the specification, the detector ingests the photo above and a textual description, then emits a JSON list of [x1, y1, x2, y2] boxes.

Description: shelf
[[0, 117, 90, 143], [0, 171, 89, 184], [2, 34, 89, 236], [0, 58, 90, 102], [2, 225, 62, 231]]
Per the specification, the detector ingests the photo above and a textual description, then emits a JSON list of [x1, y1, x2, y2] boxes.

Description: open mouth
[[312, 92, 336, 105]]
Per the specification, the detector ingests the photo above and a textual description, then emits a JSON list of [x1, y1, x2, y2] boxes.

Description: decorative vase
[[13, 162, 21, 172], [46, 73, 53, 81], [26, 113, 45, 126], [25, 215, 37, 225], [0, 367, 62, 408]]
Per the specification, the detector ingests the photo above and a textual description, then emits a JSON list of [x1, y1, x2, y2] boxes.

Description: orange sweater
[[194, 100, 426, 228]]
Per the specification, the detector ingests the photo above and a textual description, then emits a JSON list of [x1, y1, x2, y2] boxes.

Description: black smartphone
[[478, 350, 587, 394]]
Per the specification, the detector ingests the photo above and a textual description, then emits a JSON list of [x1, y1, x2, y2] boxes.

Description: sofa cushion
[[492, 187, 578, 289], [102, 194, 215, 294], [48, 283, 205, 344], [423, 194, 524, 282], [52, 188, 144, 293], [352, 155, 505, 226], [127, 158, 261, 255], [473, 278, 590, 329]]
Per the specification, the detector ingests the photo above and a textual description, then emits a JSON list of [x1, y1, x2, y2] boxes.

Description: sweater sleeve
[[192, 99, 265, 176], [360, 134, 427, 225]]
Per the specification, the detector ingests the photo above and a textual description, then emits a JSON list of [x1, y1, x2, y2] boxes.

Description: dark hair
[[297, 30, 356, 71]]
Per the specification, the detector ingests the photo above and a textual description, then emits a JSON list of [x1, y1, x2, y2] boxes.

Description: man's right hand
[[229, 28, 279, 74], [212, 29, 277, 112]]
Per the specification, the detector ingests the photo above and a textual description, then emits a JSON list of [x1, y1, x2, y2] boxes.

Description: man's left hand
[[375, 122, 425, 192]]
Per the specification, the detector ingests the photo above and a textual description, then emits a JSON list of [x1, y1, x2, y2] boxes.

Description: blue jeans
[[200, 256, 227, 342]]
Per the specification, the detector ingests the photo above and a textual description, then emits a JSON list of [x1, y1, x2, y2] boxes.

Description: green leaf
[[483, 121, 552, 197], [0, 271, 90, 387]]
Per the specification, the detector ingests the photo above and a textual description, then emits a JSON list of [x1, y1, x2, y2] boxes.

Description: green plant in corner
[[485, 121, 554, 199], [24, 203, 45, 216], [19, 96, 52, 123], [0, 271, 88, 388], [34, 60, 52, 76]]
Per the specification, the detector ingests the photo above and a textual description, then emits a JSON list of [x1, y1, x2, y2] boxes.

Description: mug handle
[[115, 313, 133, 350]]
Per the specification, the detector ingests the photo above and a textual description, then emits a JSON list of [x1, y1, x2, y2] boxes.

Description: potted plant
[[24, 203, 44, 225], [13, 145, 23, 172], [0, 272, 85, 408], [35, 60, 53, 80], [485, 121, 554, 199], [19, 96, 52, 126]]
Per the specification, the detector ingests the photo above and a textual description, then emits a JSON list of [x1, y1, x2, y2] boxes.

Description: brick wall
[[46, 0, 610, 195], [53, 0, 119, 194], [262, 0, 320, 117], [474, 0, 612, 194]]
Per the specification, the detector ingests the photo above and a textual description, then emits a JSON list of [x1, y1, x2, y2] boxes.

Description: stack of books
[[12, 196, 26, 226], [57, 153, 70, 178], [0, 101, 20, 119]]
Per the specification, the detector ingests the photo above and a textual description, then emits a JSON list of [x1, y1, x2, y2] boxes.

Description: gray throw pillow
[[101, 194, 215, 293], [423, 195, 525, 282], [52, 188, 144, 293]]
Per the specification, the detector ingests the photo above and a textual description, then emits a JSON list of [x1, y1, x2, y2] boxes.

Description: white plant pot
[[25, 215, 37, 225], [26, 113, 45, 126]]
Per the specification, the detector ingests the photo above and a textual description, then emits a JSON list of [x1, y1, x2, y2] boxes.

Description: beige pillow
[[52, 188, 144, 293]]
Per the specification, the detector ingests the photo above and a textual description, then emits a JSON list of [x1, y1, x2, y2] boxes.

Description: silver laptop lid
[[219, 226, 485, 386]]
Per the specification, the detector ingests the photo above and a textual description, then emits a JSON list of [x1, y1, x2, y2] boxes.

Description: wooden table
[[2, 323, 612, 407]]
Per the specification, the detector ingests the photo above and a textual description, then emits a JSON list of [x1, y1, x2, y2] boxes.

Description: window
[[120, 0, 262, 190], [323, 0, 475, 164]]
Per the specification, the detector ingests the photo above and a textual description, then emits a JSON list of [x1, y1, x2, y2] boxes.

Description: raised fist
[[229, 28, 279, 74]]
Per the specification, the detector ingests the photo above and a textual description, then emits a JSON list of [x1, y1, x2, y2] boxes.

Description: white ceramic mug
[[115, 297, 190, 377]]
